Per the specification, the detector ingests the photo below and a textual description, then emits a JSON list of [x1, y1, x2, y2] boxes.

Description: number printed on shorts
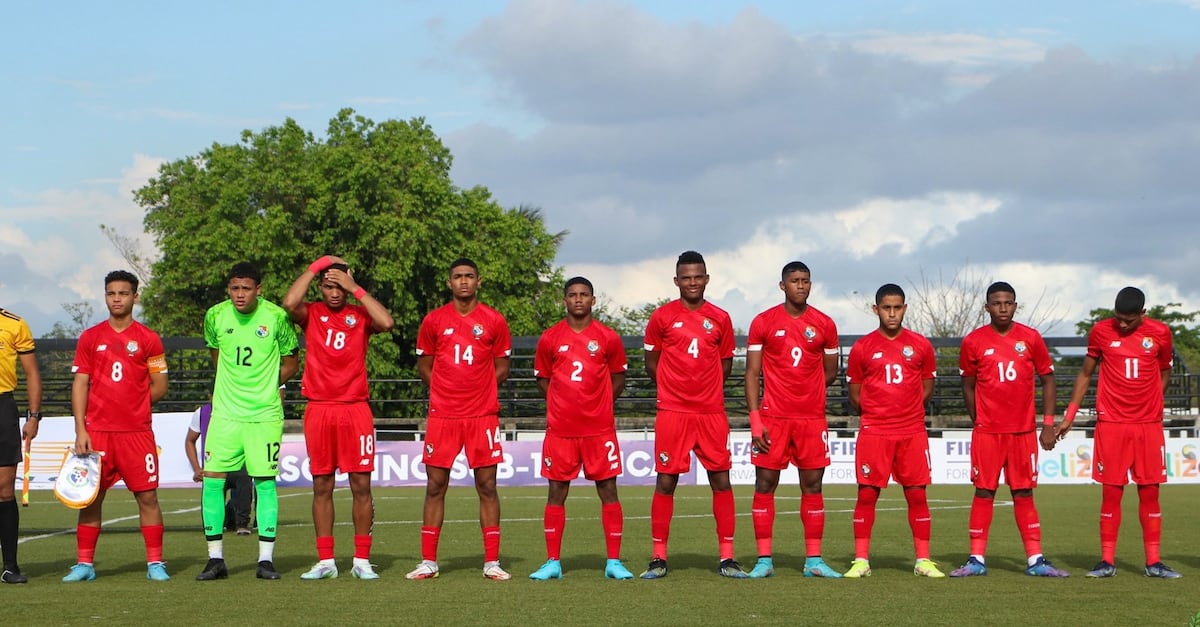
[[360, 434, 374, 456], [604, 440, 618, 462], [485, 427, 503, 450], [265, 442, 280, 463], [144, 453, 156, 474]]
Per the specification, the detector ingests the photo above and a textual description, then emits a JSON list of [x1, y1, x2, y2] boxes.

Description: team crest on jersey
[[902, 345, 914, 359], [425, 443, 434, 455], [860, 463, 871, 477], [1141, 337, 1154, 350], [587, 340, 600, 354], [702, 319, 713, 331], [472, 324, 484, 337], [125, 340, 139, 355], [658, 452, 670, 465], [344, 314, 358, 327], [1014, 341, 1026, 353], [256, 325, 269, 338], [804, 326, 816, 340], [543, 456, 553, 469]]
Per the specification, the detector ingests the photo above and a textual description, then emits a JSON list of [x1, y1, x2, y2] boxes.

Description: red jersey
[[301, 301, 373, 402], [416, 302, 512, 418], [959, 322, 1054, 433], [643, 299, 735, 413], [534, 319, 627, 437], [1087, 317, 1173, 424], [747, 303, 839, 420], [72, 320, 167, 432], [846, 328, 936, 435]]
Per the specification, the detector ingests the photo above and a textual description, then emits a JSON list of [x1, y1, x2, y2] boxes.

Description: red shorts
[[970, 431, 1038, 491], [855, 430, 930, 488], [541, 432, 622, 482], [750, 416, 831, 471], [304, 401, 376, 476], [1093, 421, 1167, 486], [423, 415, 503, 469], [654, 410, 731, 474], [89, 430, 159, 493]]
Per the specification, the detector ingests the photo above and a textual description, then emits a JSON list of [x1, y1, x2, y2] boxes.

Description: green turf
[[9, 484, 1200, 625]]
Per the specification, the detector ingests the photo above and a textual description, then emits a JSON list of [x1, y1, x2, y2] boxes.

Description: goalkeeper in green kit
[[197, 262, 299, 581]]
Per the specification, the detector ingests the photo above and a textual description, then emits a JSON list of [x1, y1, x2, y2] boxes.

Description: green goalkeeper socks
[[202, 477, 225, 540], [254, 477, 278, 539]]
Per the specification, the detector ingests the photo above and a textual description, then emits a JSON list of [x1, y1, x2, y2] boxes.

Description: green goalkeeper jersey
[[204, 297, 299, 423]]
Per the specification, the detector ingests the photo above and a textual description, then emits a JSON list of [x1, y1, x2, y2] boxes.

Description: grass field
[[8, 483, 1200, 625]]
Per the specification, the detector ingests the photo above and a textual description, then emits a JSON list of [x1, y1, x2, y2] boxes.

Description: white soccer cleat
[[405, 560, 439, 580], [299, 562, 339, 580], [483, 561, 512, 581], [351, 563, 380, 580]]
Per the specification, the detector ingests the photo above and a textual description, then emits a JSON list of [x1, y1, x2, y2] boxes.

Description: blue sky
[[3, 0, 1199, 336]]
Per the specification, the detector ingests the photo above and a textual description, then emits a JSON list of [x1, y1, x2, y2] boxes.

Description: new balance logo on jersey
[[774, 330, 786, 336], [320, 316, 329, 322], [225, 328, 234, 334], [443, 328, 454, 335], [558, 344, 570, 352], [672, 322, 684, 328], [1110, 341, 1121, 347], [871, 352, 883, 359], [97, 344, 108, 352], [983, 348, 995, 356]]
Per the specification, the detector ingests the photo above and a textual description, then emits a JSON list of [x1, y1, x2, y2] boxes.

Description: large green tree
[[1075, 302, 1200, 370], [135, 109, 566, 410]]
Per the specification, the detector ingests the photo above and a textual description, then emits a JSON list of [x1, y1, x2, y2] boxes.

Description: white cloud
[[847, 31, 1047, 68]]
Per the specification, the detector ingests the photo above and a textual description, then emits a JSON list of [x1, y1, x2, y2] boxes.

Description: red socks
[[800, 493, 825, 557], [1137, 484, 1162, 564], [852, 486, 879, 559], [713, 489, 736, 561], [420, 525, 441, 562], [353, 534, 372, 561], [482, 526, 501, 563], [76, 524, 101, 564], [904, 488, 932, 560], [967, 495, 994, 557], [650, 492, 673, 560], [601, 502, 623, 560], [1099, 484, 1123, 563], [543, 504, 566, 560], [1011, 495, 1042, 559], [751, 492, 774, 557], [316, 535, 335, 561]]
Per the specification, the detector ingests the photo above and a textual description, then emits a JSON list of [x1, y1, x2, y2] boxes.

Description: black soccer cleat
[[196, 558, 228, 581], [1, 568, 28, 584], [256, 560, 281, 580]]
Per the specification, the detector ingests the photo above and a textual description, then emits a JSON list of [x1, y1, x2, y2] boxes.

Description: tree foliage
[[45, 301, 96, 339], [135, 110, 567, 409], [1075, 302, 1200, 370], [904, 266, 1065, 338], [594, 297, 669, 337]]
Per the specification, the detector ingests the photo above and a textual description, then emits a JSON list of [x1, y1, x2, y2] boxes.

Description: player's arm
[[494, 356, 511, 384], [1160, 367, 1172, 395], [922, 377, 935, 405], [721, 356, 733, 381], [281, 263, 316, 324], [17, 351, 41, 443], [848, 382, 862, 414], [535, 377, 549, 397], [644, 350, 660, 384], [70, 372, 92, 454], [209, 348, 219, 368], [330, 267, 395, 333], [823, 351, 839, 386], [961, 375, 977, 424], [1057, 355, 1098, 439], [1038, 372, 1058, 451], [280, 352, 299, 386], [417, 354, 433, 386], [149, 370, 169, 405], [611, 371, 626, 399], [184, 428, 203, 482], [744, 348, 769, 450]]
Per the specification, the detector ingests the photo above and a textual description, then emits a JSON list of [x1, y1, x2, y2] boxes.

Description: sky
[[3, 0, 1199, 337]]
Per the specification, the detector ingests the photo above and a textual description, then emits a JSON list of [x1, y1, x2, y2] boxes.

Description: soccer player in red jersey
[[843, 283, 943, 578], [407, 258, 514, 581], [949, 282, 1069, 578], [743, 261, 842, 579], [1052, 286, 1181, 578], [63, 270, 170, 582], [640, 250, 745, 579], [284, 255, 395, 580], [528, 276, 634, 581]]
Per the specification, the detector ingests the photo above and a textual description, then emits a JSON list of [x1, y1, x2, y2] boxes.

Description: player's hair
[[449, 257, 479, 275], [875, 283, 906, 304], [676, 250, 706, 271], [781, 261, 810, 279], [986, 281, 1015, 299], [563, 276, 594, 296], [1114, 286, 1145, 314], [320, 263, 350, 281], [228, 262, 262, 285], [104, 270, 139, 292]]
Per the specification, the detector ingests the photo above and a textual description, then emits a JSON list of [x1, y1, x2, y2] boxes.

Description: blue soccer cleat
[[146, 561, 170, 581], [63, 563, 97, 583], [1085, 561, 1116, 578], [604, 559, 634, 580], [949, 556, 988, 577], [803, 557, 842, 578], [1025, 557, 1069, 578], [528, 559, 563, 581], [747, 557, 774, 579], [1144, 562, 1182, 579]]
